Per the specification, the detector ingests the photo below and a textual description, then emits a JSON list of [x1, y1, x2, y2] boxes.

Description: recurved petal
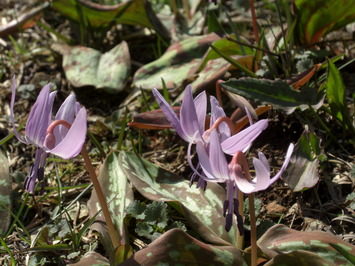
[[196, 141, 221, 182], [152, 88, 188, 141], [10, 76, 27, 143], [210, 96, 230, 141], [257, 151, 270, 172], [230, 163, 257, 194], [54, 93, 77, 142], [209, 130, 229, 181], [221, 119, 268, 155], [269, 143, 294, 184], [252, 157, 271, 191], [48, 107, 87, 159], [180, 85, 201, 142], [26, 85, 57, 147], [193, 90, 207, 136]]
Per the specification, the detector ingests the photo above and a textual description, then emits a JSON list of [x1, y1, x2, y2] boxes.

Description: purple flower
[[196, 130, 243, 232], [230, 144, 294, 194], [10, 77, 87, 193], [152, 85, 207, 143], [196, 129, 294, 231]]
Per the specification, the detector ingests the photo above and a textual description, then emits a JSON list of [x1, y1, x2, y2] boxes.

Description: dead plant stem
[[249, 0, 259, 43]]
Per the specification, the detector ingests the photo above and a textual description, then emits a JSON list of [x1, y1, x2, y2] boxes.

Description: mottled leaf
[[294, 0, 355, 44], [68, 251, 109, 266], [282, 130, 321, 192], [258, 224, 355, 265], [132, 33, 220, 90], [264, 250, 335, 266], [221, 78, 324, 114], [118, 151, 239, 246], [52, 42, 130, 93], [52, 0, 170, 41], [88, 151, 134, 253], [120, 228, 246, 265], [190, 57, 233, 94], [0, 151, 11, 236]]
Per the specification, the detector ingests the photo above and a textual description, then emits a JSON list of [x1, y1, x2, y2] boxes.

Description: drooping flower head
[[10, 77, 87, 193], [196, 128, 294, 231]]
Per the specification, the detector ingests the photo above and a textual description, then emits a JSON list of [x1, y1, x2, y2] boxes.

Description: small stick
[[81, 146, 120, 249], [248, 193, 257, 266], [249, 0, 259, 43]]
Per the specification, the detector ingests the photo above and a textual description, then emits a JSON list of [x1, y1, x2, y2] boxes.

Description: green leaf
[[221, 78, 324, 114], [144, 201, 169, 228], [265, 250, 335, 266], [258, 224, 355, 265], [210, 45, 257, 78], [88, 151, 134, 253], [52, 0, 170, 41], [118, 151, 239, 246], [329, 243, 355, 265], [119, 229, 246, 265], [282, 130, 322, 192], [132, 33, 220, 90], [207, 10, 223, 33], [294, 0, 355, 44], [135, 222, 154, 239], [126, 200, 146, 220], [198, 36, 253, 72], [326, 59, 346, 122], [0, 151, 11, 236], [52, 42, 130, 93]]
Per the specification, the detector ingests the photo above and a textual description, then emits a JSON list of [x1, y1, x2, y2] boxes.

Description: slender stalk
[[183, 0, 191, 20], [248, 193, 257, 266], [46, 119, 120, 248], [236, 189, 244, 250], [81, 146, 120, 249], [249, 0, 259, 43], [171, 0, 177, 16]]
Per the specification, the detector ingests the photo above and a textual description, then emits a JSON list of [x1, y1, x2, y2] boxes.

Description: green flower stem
[[248, 193, 257, 266], [81, 146, 120, 249]]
